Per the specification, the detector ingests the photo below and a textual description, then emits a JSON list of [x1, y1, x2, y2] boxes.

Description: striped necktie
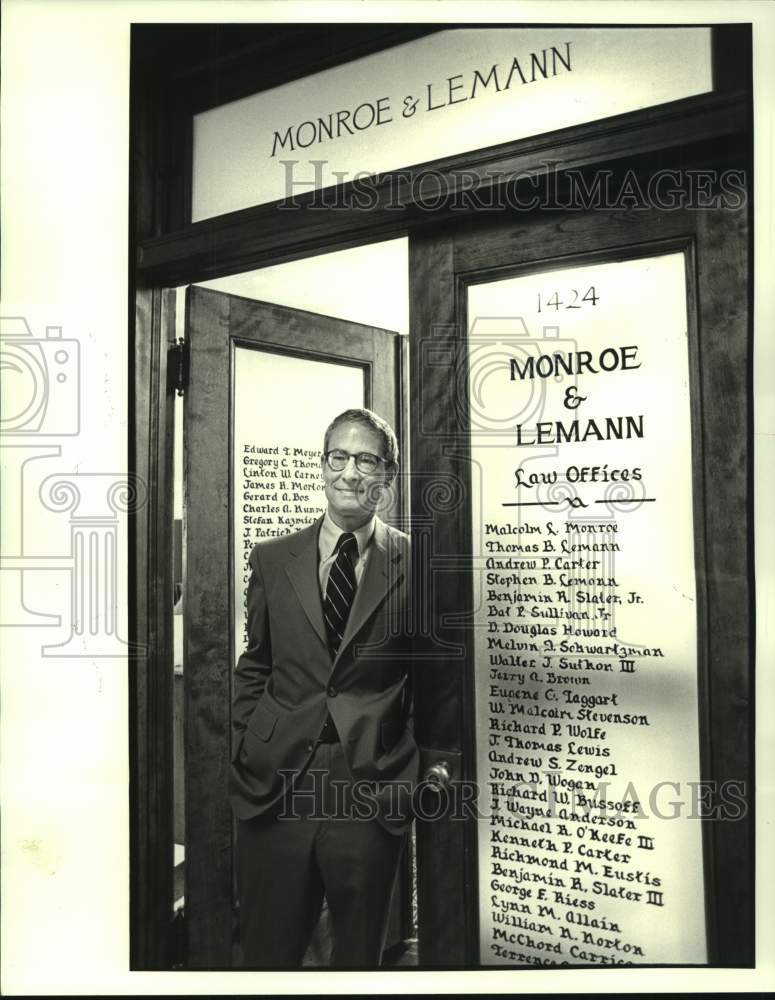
[[323, 532, 358, 657]]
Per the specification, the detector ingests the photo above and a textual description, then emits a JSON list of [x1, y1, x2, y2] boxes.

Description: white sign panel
[[192, 27, 712, 220], [467, 253, 707, 965]]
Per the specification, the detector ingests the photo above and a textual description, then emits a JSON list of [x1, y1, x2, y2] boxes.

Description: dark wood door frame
[[182, 286, 405, 967], [129, 24, 752, 969], [136, 88, 747, 288], [409, 207, 752, 966]]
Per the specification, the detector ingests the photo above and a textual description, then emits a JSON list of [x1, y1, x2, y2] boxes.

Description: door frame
[[181, 285, 407, 967], [129, 23, 752, 968], [409, 210, 750, 966]]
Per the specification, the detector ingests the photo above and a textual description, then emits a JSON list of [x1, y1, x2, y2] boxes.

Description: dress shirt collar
[[319, 509, 376, 561]]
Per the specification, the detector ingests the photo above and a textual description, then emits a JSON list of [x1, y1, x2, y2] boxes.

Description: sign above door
[[191, 27, 712, 221]]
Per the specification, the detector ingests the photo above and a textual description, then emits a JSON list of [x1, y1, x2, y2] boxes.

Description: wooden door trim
[[136, 90, 745, 287], [182, 284, 404, 966], [129, 287, 177, 968], [410, 226, 480, 965], [132, 21, 751, 282], [183, 287, 234, 969], [129, 24, 752, 970], [410, 196, 751, 966]]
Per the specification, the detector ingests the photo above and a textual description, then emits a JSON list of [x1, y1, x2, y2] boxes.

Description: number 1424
[[537, 286, 599, 312]]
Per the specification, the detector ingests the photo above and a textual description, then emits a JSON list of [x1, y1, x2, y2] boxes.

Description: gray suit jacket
[[229, 515, 418, 832]]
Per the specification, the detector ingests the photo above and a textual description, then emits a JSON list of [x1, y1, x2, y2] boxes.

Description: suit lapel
[[285, 518, 328, 648], [334, 518, 403, 666]]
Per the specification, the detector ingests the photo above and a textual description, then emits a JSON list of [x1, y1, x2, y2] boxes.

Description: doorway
[[158, 181, 751, 969], [130, 24, 752, 969], [170, 238, 415, 967], [408, 194, 750, 966]]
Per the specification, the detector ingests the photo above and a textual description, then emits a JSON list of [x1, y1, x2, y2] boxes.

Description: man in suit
[[229, 407, 419, 968]]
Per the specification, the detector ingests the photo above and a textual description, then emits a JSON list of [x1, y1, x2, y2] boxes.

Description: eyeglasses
[[323, 449, 387, 475]]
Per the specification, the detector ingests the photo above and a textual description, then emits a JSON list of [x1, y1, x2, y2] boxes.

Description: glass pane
[[467, 252, 706, 965], [197, 239, 408, 336], [232, 346, 364, 664], [191, 27, 712, 220]]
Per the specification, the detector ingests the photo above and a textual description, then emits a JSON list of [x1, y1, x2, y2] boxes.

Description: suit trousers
[[235, 739, 406, 968]]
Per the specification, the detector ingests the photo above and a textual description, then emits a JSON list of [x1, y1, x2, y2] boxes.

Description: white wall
[[196, 238, 409, 335]]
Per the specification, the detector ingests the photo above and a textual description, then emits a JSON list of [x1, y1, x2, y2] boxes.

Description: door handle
[[423, 760, 451, 793]]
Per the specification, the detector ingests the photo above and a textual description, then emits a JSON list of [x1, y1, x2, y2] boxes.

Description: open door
[[410, 192, 751, 966], [181, 285, 409, 967]]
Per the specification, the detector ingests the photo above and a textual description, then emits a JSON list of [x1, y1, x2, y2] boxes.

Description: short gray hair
[[323, 408, 399, 467]]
